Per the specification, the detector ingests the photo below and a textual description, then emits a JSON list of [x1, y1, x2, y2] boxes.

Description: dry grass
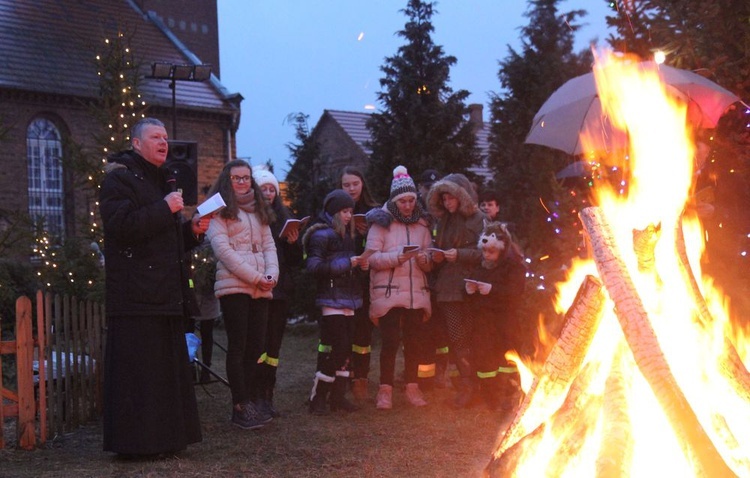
[[1, 323, 514, 477]]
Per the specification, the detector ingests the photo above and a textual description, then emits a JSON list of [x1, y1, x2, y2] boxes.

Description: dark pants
[[378, 308, 425, 386], [220, 294, 269, 406], [317, 314, 352, 378], [259, 298, 288, 393], [350, 307, 373, 380]]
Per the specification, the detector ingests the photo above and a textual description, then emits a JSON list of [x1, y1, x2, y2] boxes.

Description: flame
[[505, 51, 750, 476]]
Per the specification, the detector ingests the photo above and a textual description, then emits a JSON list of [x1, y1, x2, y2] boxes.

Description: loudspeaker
[[165, 140, 198, 205]]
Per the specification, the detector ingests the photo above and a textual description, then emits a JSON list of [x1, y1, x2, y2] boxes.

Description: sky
[[216, 1, 613, 180]]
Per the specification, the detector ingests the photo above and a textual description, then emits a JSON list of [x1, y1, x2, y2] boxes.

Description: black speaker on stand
[[165, 140, 198, 206]]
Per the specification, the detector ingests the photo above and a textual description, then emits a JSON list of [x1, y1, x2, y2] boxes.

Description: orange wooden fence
[[0, 291, 105, 449]]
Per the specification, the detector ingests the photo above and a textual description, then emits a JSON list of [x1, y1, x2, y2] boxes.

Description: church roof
[[0, 0, 238, 113]]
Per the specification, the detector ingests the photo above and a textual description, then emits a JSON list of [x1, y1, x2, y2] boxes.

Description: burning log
[[579, 206, 734, 477], [491, 275, 606, 457], [486, 361, 601, 477], [485, 275, 606, 475], [674, 218, 750, 403], [596, 342, 634, 477]]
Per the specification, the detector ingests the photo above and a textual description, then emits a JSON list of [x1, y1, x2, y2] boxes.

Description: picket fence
[[0, 291, 105, 450]]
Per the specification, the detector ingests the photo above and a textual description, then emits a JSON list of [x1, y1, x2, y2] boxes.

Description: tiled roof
[[324, 109, 492, 177], [0, 0, 236, 113], [325, 110, 373, 155]]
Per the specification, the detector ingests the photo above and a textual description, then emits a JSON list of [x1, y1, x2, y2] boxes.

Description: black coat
[[100, 150, 201, 318]]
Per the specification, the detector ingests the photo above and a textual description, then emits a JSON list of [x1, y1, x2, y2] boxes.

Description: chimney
[[468, 104, 484, 133]]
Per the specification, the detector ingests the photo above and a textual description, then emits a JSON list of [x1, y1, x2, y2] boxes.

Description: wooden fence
[[0, 291, 105, 449]]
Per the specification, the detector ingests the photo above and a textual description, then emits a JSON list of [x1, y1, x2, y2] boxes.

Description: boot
[[351, 378, 369, 401], [376, 384, 393, 410], [434, 355, 449, 389], [405, 383, 428, 407], [453, 378, 477, 409], [308, 374, 332, 416], [329, 378, 360, 412]]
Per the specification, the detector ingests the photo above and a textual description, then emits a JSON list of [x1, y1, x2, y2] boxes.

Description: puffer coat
[[365, 207, 433, 321], [100, 150, 201, 317], [426, 173, 484, 302], [208, 208, 279, 299], [302, 217, 364, 311]]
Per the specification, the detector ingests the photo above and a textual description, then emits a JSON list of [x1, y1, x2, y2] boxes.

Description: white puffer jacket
[[208, 209, 279, 299]]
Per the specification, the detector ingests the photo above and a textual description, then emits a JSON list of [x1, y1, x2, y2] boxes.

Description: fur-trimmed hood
[[426, 173, 479, 218]]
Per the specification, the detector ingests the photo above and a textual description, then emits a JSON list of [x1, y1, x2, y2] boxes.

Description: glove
[[477, 281, 492, 295]]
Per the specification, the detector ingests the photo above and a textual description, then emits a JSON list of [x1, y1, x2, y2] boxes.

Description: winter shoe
[[376, 384, 393, 410], [330, 378, 360, 412], [308, 379, 331, 416], [243, 399, 273, 424], [405, 383, 428, 407], [351, 378, 369, 401], [453, 378, 477, 409], [231, 407, 264, 430]]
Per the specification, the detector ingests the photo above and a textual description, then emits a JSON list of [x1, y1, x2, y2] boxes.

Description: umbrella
[[555, 160, 592, 179], [525, 61, 740, 155]]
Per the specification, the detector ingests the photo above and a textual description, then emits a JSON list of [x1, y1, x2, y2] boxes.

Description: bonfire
[[486, 51, 750, 477]]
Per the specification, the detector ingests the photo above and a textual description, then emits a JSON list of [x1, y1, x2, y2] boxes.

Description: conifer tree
[[367, 0, 479, 200], [284, 113, 328, 218], [488, 0, 592, 273], [604, 0, 750, 314]]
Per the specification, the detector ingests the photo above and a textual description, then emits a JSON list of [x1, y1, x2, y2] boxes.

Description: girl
[[366, 166, 433, 409], [339, 166, 380, 400], [303, 189, 368, 415], [207, 159, 278, 430], [426, 173, 484, 408], [252, 167, 303, 417]]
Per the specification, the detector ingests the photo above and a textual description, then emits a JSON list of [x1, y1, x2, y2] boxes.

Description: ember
[[487, 51, 748, 477]]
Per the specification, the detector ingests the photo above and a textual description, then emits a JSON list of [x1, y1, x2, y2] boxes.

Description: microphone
[[166, 170, 178, 192]]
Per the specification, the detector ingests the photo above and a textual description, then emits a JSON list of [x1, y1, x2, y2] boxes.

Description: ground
[[1, 323, 515, 477]]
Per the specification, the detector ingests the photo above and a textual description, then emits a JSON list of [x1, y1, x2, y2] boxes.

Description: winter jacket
[[466, 258, 527, 339], [99, 150, 201, 317], [208, 208, 279, 299], [302, 216, 364, 311], [365, 207, 433, 320], [269, 201, 304, 301], [426, 173, 484, 302]]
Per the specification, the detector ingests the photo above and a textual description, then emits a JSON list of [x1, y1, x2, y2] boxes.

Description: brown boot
[[351, 378, 369, 401]]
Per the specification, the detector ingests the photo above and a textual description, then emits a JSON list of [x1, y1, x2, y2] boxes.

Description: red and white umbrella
[[525, 61, 740, 155]]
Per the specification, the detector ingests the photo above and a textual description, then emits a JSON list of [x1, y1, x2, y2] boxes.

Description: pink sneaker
[[405, 383, 428, 407], [376, 384, 393, 410]]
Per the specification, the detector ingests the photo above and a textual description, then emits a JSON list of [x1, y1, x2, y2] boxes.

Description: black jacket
[[100, 150, 201, 317]]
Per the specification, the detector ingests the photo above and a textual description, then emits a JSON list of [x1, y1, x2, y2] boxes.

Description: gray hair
[[131, 117, 165, 141]]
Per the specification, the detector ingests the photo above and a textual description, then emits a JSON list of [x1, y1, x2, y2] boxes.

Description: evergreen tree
[[284, 113, 328, 218], [488, 0, 592, 273], [604, 0, 750, 314], [367, 0, 479, 200]]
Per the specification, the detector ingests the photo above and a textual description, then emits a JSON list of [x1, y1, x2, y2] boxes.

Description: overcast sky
[[217, 1, 613, 179]]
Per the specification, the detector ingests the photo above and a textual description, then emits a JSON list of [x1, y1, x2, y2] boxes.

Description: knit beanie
[[252, 166, 280, 194], [389, 165, 418, 202], [323, 189, 355, 216]]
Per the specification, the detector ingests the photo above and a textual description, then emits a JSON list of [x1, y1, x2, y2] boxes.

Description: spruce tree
[[604, 0, 750, 315], [488, 0, 592, 273], [284, 113, 328, 218], [367, 0, 479, 200]]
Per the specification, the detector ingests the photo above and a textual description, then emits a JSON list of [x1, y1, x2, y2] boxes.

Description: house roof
[[322, 109, 492, 163], [323, 110, 374, 155], [0, 0, 238, 113]]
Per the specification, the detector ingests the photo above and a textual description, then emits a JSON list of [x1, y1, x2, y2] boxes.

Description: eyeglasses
[[230, 175, 251, 184]]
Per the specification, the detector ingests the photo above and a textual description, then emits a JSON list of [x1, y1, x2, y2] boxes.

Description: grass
[[1, 322, 514, 477]]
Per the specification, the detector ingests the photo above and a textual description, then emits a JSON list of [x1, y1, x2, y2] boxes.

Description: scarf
[[387, 200, 423, 225], [236, 189, 256, 213]]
